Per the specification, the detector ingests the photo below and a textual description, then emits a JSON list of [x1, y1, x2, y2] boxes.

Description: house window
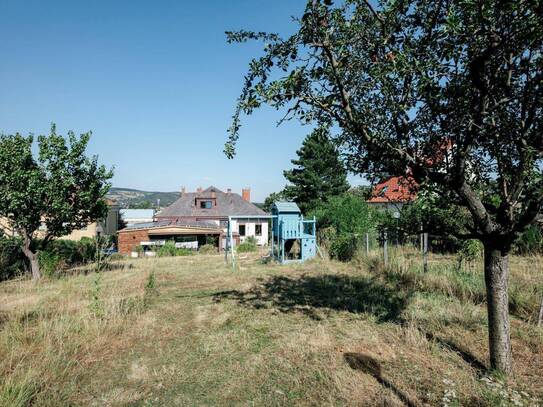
[[255, 224, 262, 236], [200, 200, 212, 209], [239, 224, 246, 236]]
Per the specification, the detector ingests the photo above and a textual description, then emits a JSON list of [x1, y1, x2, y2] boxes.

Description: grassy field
[[0, 250, 542, 406]]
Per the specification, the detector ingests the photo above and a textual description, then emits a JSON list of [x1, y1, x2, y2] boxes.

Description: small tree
[[0, 125, 113, 280], [226, 1, 543, 374], [284, 127, 349, 213]]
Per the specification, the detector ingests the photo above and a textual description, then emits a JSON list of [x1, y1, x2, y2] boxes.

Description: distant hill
[[107, 187, 180, 208]]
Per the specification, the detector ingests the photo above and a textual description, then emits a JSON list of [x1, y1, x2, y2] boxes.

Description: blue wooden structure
[[271, 202, 316, 264]]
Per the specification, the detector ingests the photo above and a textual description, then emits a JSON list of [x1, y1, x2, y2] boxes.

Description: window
[[200, 200, 212, 209], [238, 224, 246, 236], [255, 224, 262, 236]]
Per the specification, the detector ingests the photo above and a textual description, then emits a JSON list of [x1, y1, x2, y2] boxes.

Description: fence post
[[365, 233, 369, 255], [383, 230, 388, 267], [423, 232, 428, 273]]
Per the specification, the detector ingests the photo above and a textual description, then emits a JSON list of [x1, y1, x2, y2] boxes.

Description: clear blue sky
[[0, 0, 364, 201]]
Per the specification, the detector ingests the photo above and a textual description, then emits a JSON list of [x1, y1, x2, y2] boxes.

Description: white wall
[[231, 220, 268, 246]]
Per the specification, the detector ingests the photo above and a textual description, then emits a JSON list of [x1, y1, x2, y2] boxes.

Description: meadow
[[0, 249, 542, 406]]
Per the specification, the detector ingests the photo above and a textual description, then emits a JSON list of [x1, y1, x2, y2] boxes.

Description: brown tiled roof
[[156, 186, 267, 218], [367, 176, 418, 203]]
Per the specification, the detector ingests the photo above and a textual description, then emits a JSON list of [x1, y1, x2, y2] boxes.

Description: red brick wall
[[118, 230, 150, 255]]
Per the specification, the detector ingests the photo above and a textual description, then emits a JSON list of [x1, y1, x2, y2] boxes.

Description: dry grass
[[0, 251, 542, 406]]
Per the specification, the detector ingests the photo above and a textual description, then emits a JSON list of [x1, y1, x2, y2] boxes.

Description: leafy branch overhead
[[227, 0, 543, 374], [226, 0, 543, 242]]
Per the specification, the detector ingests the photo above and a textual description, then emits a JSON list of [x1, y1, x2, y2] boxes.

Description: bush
[[330, 234, 359, 262], [199, 244, 218, 254], [457, 239, 483, 269], [514, 224, 542, 254], [0, 236, 26, 281], [237, 236, 258, 253], [156, 241, 194, 257], [0, 236, 106, 281], [38, 251, 63, 278], [308, 194, 379, 261]]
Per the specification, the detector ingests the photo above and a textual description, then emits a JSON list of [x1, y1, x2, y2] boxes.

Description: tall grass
[[0, 266, 158, 405], [359, 246, 543, 323]]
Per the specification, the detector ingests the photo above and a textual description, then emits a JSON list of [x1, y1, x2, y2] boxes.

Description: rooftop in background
[[119, 209, 155, 220], [120, 219, 221, 232], [157, 186, 267, 219], [367, 176, 418, 204]]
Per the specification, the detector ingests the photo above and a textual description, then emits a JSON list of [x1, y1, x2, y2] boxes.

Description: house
[[62, 200, 120, 240], [119, 209, 155, 227], [367, 176, 417, 215], [117, 186, 269, 254], [0, 200, 120, 241]]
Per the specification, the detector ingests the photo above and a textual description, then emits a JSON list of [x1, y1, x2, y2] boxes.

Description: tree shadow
[[344, 352, 420, 407], [423, 331, 487, 372], [213, 274, 410, 322]]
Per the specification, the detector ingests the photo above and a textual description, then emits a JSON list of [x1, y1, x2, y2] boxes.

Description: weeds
[[0, 253, 541, 406], [0, 378, 38, 407], [89, 272, 104, 318]]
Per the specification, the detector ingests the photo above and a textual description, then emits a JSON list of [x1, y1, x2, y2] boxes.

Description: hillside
[[107, 187, 180, 208], [1, 251, 541, 406]]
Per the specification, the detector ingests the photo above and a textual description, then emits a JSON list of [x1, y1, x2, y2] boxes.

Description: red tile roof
[[367, 176, 418, 203]]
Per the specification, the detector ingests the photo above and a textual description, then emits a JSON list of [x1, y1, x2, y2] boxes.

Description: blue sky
[[0, 0, 364, 201]]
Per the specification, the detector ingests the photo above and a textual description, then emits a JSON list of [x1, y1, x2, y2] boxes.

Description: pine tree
[[284, 128, 349, 213]]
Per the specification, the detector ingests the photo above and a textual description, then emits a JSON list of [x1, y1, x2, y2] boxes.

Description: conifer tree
[[284, 128, 349, 213]]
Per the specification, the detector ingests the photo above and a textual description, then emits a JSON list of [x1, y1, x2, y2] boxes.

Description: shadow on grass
[[213, 274, 410, 322], [344, 352, 420, 407], [423, 331, 487, 372], [65, 261, 133, 276]]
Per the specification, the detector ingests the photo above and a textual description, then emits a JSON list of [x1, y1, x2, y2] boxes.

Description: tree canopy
[[284, 127, 349, 213], [227, 0, 543, 374], [0, 125, 113, 279]]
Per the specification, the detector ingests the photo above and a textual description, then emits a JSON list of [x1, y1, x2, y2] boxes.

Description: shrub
[[0, 236, 26, 281], [199, 244, 218, 254], [237, 236, 258, 253], [108, 253, 124, 262], [330, 234, 359, 262], [157, 241, 193, 257], [308, 194, 379, 261], [37, 251, 63, 278], [514, 224, 542, 254], [0, 236, 111, 281], [457, 239, 483, 270], [157, 241, 177, 257]]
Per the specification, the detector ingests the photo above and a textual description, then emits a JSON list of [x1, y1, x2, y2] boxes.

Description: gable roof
[[367, 176, 418, 204], [156, 186, 267, 218], [272, 202, 301, 214]]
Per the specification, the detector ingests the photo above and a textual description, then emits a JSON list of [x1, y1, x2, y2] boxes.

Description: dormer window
[[200, 200, 212, 209]]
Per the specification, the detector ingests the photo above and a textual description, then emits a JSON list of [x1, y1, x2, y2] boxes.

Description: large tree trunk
[[483, 242, 512, 374], [21, 234, 41, 280]]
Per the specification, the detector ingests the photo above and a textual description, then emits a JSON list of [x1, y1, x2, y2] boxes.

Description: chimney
[[242, 188, 251, 202], [181, 186, 186, 195], [197, 186, 202, 193]]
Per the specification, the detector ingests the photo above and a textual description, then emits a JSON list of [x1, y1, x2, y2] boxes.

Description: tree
[[226, 1, 543, 374], [0, 125, 113, 280], [309, 193, 378, 261], [284, 127, 349, 213], [129, 200, 154, 209], [262, 190, 287, 213]]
